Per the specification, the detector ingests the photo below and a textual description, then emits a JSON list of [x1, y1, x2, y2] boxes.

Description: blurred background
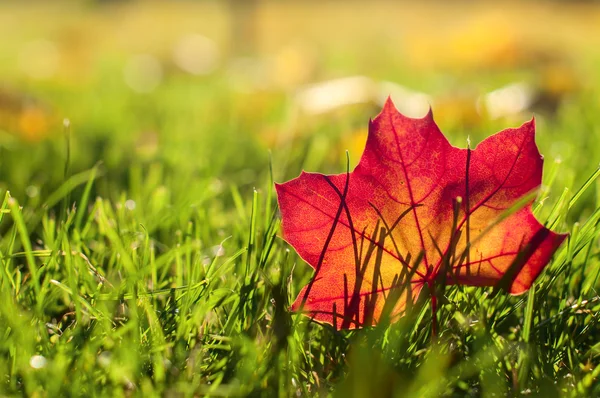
[[1, 0, 600, 216], [4, 2, 600, 395]]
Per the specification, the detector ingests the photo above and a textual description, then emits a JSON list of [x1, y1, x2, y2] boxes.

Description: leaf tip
[[382, 95, 397, 113], [423, 105, 434, 122], [522, 116, 536, 137], [274, 180, 284, 193]]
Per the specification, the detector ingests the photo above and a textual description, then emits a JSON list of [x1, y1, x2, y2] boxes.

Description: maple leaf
[[276, 98, 567, 330]]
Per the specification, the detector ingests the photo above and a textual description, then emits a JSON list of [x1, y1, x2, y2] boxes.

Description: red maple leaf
[[276, 99, 567, 330]]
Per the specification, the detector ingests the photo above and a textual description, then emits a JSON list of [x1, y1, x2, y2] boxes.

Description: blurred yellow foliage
[[540, 63, 580, 98], [433, 92, 481, 127], [408, 13, 527, 71], [272, 43, 317, 90], [342, 127, 368, 165], [18, 106, 52, 141], [0, 90, 54, 142]]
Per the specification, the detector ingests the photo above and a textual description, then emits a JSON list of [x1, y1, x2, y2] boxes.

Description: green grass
[[2, 1, 600, 396]]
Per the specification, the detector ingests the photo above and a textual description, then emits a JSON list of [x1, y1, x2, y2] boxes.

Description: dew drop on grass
[[211, 245, 225, 257], [210, 178, 223, 194], [29, 355, 47, 369], [98, 351, 111, 368], [125, 200, 136, 211], [25, 185, 39, 198]]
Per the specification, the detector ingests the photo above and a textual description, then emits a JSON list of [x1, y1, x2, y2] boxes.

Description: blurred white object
[[295, 76, 375, 114], [173, 34, 219, 75], [295, 76, 432, 116], [377, 81, 432, 118], [478, 82, 535, 119], [123, 54, 163, 93]]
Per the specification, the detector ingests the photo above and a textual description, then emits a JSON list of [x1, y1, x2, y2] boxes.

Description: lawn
[[1, 1, 600, 396]]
